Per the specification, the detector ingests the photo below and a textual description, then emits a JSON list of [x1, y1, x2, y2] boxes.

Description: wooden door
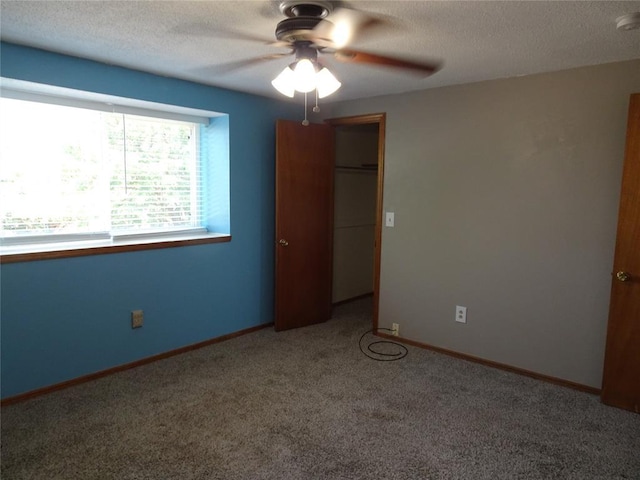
[[275, 120, 335, 331], [601, 93, 640, 413]]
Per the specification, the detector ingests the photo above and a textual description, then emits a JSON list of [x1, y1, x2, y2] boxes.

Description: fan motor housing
[[279, 1, 333, 18], [275, 17, 323, 42], [276, 1, 333, 42]]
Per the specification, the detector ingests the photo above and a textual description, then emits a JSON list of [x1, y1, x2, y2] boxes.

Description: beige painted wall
[[328, 60, 640, 388], [333, 127, 378, 302]]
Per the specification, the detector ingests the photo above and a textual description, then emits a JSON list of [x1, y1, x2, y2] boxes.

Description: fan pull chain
[[302, 91, 309, 126], [313, 89, 320, 113]]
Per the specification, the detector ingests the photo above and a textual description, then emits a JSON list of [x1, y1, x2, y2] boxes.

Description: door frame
[[325, 113, 386, 331]]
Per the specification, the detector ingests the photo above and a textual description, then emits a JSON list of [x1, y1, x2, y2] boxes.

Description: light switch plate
[[385, 212, 395, 227]]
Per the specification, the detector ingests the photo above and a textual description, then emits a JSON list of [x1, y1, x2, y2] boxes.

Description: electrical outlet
[[131, 310, 144, 329], [455, 306, 467, 324], [391, 323, 399, 336]]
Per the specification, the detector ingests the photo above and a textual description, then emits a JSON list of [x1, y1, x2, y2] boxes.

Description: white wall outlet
[[131, 310, 144, 329], [391, 323, 399, 336], [385, 212, 395, 227], [455, 306, 467, 324]]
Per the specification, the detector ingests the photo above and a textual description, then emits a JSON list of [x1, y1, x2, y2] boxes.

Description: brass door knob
[[616, 271, 631, 282], [278, 239, 289, 247]]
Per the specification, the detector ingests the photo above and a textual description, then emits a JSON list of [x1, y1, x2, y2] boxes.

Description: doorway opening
[[326, 113, 386, 330]]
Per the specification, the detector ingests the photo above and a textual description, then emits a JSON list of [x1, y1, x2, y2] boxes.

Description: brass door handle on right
[[278, 239, 289, 247], [616, 271, 631, 282]]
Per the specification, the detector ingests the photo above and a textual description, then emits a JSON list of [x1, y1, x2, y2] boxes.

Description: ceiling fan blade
[[333, 49, 441, 76], [267, 40, 293, 49], [311, 8, 390, 48], [173, 23, 276, 45], [212, 53, 291, 74]]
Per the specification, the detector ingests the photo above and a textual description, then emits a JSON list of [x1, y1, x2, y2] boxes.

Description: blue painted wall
[[0, 43, 297, 398]]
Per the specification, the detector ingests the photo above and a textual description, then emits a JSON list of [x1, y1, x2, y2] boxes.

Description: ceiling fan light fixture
[[292, 58, 317, 92], [271, 56, 341, 99], [316, 67, 341, 98], [271, 65, 296, 97]]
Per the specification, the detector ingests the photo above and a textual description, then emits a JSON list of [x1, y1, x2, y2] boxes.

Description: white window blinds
[[0, 96, 205, 243]]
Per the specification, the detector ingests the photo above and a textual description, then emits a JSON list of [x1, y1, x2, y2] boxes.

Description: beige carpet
[[2, 298, 639, 479]]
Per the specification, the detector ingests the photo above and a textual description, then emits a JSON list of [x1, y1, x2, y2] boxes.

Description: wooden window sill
[[0, 233, 231, 264]]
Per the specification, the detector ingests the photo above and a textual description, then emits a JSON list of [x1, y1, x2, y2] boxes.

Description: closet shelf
[[335, 164, 378, 173], [335, 222, 376, 230]]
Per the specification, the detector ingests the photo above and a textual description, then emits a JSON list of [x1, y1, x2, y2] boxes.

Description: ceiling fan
[[214, 0, 442, 122]]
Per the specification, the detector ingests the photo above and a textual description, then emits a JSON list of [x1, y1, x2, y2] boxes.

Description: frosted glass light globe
[[293, 59, 317, 93]]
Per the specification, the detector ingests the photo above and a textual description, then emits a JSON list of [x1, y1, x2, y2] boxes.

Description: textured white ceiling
[[1, 1, 639, 102]]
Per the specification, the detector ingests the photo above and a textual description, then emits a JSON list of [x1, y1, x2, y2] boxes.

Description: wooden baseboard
[[377, 332, 601, 395], [1, 322, 273, 407]]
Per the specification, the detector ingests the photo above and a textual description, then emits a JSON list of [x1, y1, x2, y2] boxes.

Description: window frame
[[0, 78, 231, 263]]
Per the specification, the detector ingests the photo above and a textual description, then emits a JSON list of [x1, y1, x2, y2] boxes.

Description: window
[[0, 80, 230, 260]]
